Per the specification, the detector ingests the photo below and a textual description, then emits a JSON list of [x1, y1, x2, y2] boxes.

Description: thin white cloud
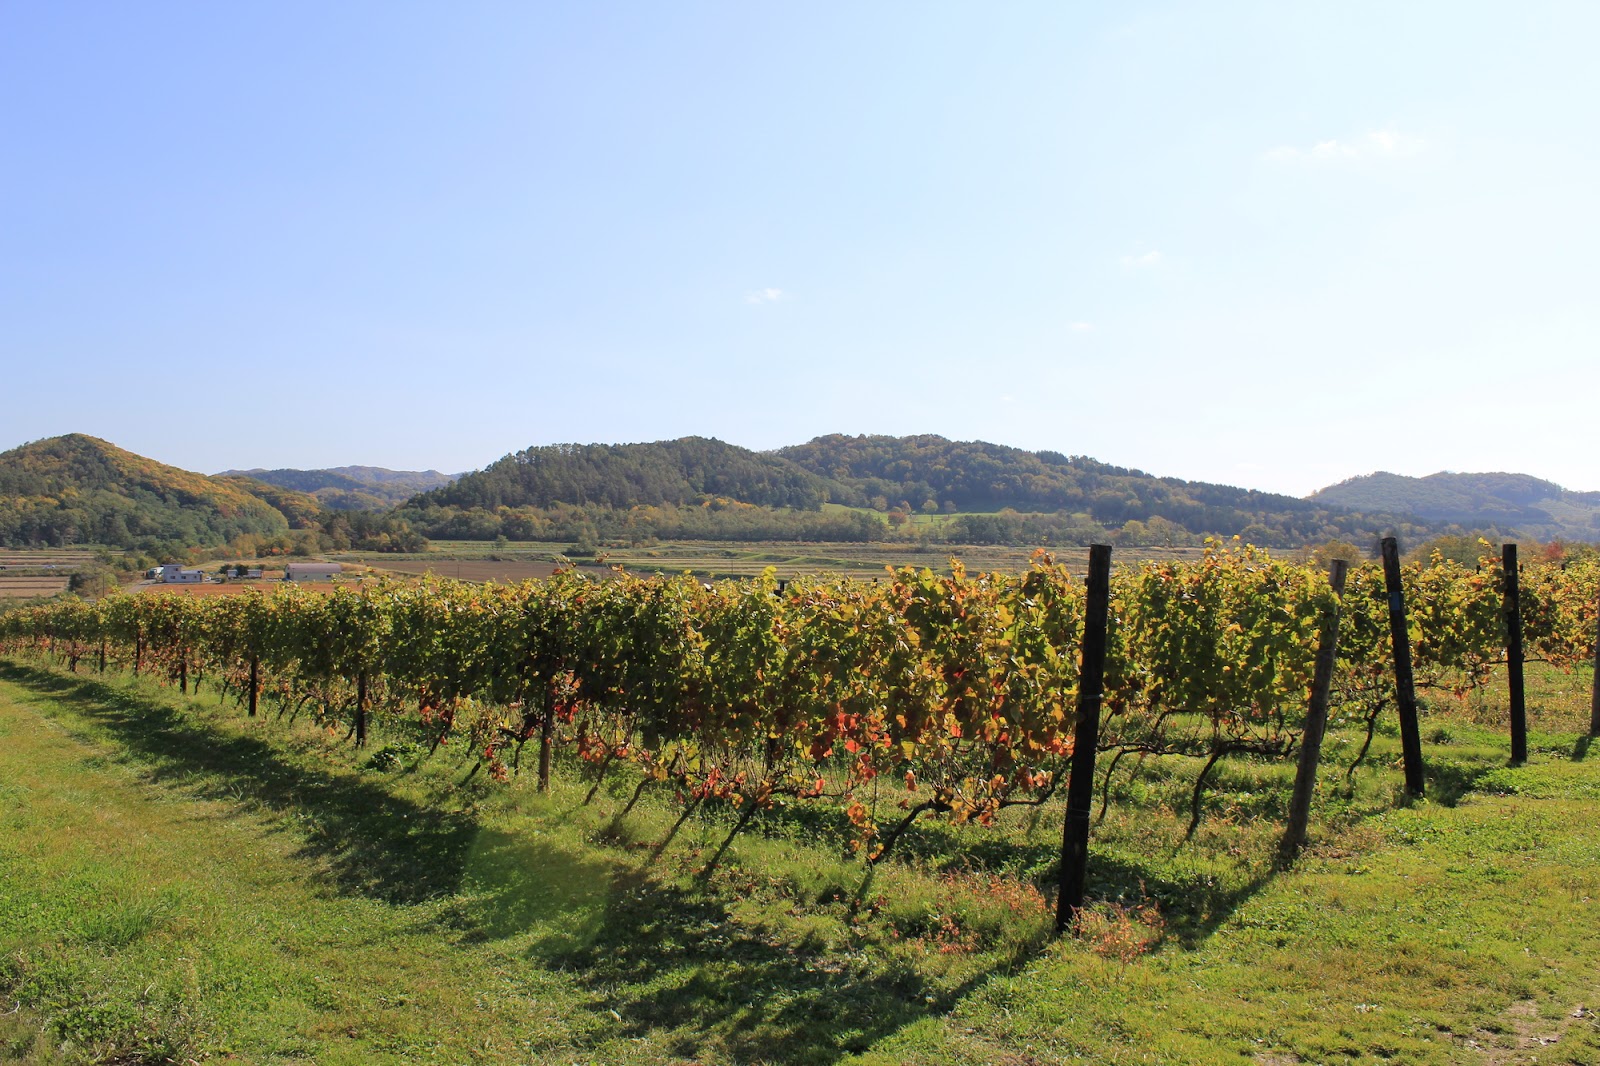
[[1070, 321, 1094, 332], [1120, 251, 1162, 270], [744, 287, 786, 304], [1263, 128, 1425, 163]]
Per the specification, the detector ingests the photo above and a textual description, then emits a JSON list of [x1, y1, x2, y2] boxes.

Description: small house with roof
[[283, 562, 342, 582], [151, 564, 205, 584]]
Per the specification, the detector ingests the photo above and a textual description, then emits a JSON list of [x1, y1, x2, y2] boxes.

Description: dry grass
[[0, 550, 106, 567], [356, 557, 561, 583]]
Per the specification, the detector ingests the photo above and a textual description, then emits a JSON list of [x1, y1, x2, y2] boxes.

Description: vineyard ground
[[1, 660, 1597, 1065]]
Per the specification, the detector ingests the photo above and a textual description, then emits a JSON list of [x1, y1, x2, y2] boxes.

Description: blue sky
[[3, 2, 1596, 496]]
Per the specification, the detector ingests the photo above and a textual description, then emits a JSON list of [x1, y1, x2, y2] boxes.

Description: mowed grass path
[[0, 662, 999, 1065], [0, 666, 616, 1065], [2, 658, 1599, 1064]]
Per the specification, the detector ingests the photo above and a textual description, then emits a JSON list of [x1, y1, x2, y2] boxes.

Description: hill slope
[[0, 434, 295, 549], [14, 433, 1556, 553], [222, 466, 458, 510], [406, 433, 1443, 547], [415, 438, 838, 511], [778, 433, 1437, 543], [1311, 471, 1600, 540], [212, 476, 325, 529]]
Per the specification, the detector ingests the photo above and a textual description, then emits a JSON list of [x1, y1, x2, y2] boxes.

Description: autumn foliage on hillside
[[0, 434, 294, 549]]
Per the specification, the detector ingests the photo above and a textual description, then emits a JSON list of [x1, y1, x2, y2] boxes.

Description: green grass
[[2, 657, 1598, 1064], [0, 661, 1049, 1064]]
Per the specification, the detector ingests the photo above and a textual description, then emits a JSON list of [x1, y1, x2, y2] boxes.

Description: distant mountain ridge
[[9, 432, 1592, 554], [222, 466, 460, 510], [1309, 471, 1600, 540]]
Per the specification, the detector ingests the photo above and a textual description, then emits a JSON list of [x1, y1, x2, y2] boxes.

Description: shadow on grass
[[623, 775, 1289, 959], [1420, 758, 1501, 807], [528, 865, 1034, 1066], [532, 841, 1275, 1061], [1575, 735, 1590, 762], [442, 807, 1052, 1064], [0, 660, 1316, 1063], [0, 661, 478, 904], [1, 661, 1030, 1064], [1083, 852, 1274, 951], [448, 829, 619, 941]]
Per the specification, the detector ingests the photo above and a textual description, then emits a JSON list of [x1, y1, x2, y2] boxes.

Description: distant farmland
[[344, 541, 1217, 583], [128, 581, 280, 598], [0, 549, 109, 599], [0, 577, 69, 599], [353, 557, 561, 584], [0, 550, 108, 571]]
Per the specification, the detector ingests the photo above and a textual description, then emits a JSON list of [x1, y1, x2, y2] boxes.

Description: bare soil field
[[0, 549, 120, 597], [0, 577, 69, 599], [0, 550, 106, 568]]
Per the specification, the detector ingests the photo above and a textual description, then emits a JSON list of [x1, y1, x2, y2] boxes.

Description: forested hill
[[777, 434, 1425, 540], [211, 476, 324, 529], [779, 434, 1106, 510], [1310, 471, 1600, 540], [221, 466, 458, 510], [6, 432, 1525, 553], [415, 438, 840, 511], [405, 433, 1443, 547], [0, 434, 295, 549]]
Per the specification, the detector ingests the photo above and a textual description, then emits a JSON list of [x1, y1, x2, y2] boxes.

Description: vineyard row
[[3, 543, 1597, 913]]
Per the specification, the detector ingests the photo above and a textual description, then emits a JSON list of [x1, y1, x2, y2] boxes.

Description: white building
[[153, 564, 205, 584]]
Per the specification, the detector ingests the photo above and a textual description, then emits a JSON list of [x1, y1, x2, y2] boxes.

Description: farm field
[[347, 556, 562, 584], [0, 550, 112, 569], [356, 541, 1214, 583], [1, 650, 1597, 1065], [0, 577, 68, 599], [121, 580, 283, 598], [0, 550, 116, 600]]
